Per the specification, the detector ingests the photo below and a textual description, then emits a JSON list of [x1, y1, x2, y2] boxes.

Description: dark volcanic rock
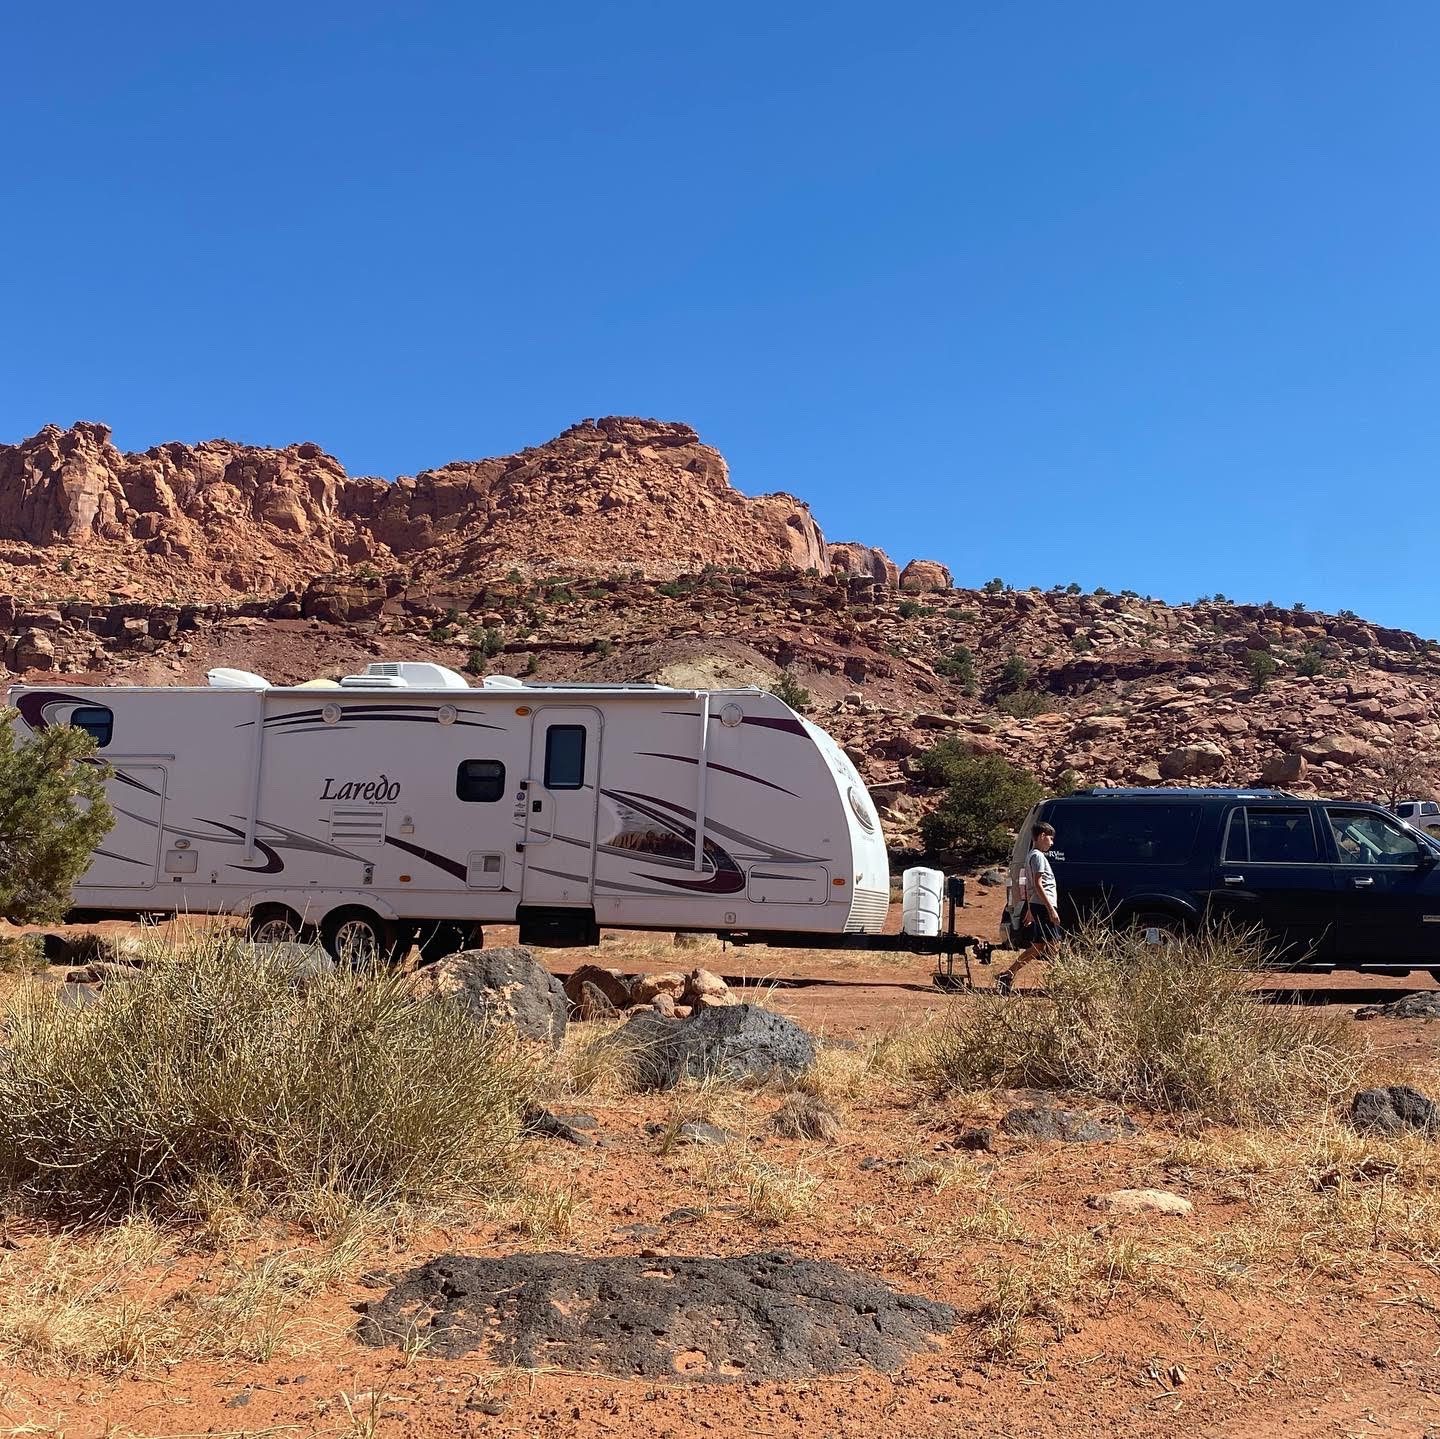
[[999, 1103, 1138, 1143], [1355, 992, 1440, 1021], [356, 1251, 955, 1379], [612, 1002, 816, 1090], [1349, 1085, 1439, 1137], [409, 946, 566, 1047]]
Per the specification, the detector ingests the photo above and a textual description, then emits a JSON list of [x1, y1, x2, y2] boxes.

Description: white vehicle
[[9, 663, 890, 960], [1394, 799, 1440, 839]]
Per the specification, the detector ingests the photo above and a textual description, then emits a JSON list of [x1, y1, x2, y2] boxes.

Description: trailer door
[[521, 707, 602, 908], [84, 764, 167, 888]]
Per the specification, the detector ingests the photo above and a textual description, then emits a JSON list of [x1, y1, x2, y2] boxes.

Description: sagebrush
[[914, 926, 1366, 1123], [0, 935, 534, 1218]]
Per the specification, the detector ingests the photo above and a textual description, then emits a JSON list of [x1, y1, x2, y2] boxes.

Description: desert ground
[[3, 888, 1440, 1439]]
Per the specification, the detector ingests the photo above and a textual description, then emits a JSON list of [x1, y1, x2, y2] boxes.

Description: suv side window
[[1327, 808, 1425, 866], [1223, 807, 1320, 864]]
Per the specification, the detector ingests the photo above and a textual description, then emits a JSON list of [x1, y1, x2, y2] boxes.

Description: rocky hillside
[[0, 413, 1435, 852], [2, 563, 1435, 854], [0, 417, 847, 600]]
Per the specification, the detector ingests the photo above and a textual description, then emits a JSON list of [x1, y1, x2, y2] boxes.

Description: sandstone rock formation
[[0, 417, 829, 599], [899, 559, 953, 592]]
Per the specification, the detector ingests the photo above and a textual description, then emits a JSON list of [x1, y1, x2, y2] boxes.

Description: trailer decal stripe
[[605, 789, 825, 863], [382, 835, 469, 882], [92, 847, 148, 866], [634, 752, 799, 797]]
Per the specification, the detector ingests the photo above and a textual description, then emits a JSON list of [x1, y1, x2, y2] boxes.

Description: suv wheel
[[1128, 910, 1184, 945]]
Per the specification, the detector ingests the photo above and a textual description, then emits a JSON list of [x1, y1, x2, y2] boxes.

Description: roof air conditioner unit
[[207, 667, 269, 689]]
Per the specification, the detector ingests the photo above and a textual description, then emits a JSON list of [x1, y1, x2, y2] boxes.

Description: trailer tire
[[415, 921, 484, 965], [248, 905, 306, 945], [321, 908, 405, 968]]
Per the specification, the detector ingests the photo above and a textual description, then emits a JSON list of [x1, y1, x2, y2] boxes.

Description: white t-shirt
[[1027, 848, 1058, 908]]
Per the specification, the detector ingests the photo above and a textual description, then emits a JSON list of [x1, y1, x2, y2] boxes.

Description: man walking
[[997, 820, 1062, 994]]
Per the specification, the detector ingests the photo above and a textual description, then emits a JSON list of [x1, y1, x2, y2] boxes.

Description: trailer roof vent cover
[[480, 675, 525, 690], [339, 662, 472, 690], [207, 667, 269, 689]]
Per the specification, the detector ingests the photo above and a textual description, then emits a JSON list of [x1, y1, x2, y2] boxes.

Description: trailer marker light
[[399, 875, 411, 882], [833, 877, 846, 886], [516, 705, 531, 716]]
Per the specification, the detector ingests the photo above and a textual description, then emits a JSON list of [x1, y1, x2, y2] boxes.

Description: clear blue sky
[[4, 3, 1439, 632]]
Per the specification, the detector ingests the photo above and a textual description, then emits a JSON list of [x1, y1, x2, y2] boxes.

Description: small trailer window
[[70, 705, 113, 748], [456, 760, 506, 803], [544, 726, 587, 790]]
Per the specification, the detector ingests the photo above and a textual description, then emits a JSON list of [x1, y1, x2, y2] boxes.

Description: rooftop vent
[[338, 662, 471, 690], [207, 667, 269, 689]]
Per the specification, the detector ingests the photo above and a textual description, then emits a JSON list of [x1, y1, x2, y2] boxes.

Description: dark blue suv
[[1004, 787, 1440, 967]]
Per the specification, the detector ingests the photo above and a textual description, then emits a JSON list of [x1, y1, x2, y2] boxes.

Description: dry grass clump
[[0, 933, 534, 1219], [914, 926, 1367, 1123]]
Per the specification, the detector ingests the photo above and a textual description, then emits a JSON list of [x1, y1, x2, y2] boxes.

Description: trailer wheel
[[248, 905, 305, 945], [321, 908, 404, 967], [415, 921, 484, 965]]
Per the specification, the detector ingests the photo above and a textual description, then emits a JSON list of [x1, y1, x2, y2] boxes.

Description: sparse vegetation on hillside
[[0, 711, 114, 923], [1246, 649, 1280, 689], [771, 670, 812, 712], [916, 742, 1044, 864]]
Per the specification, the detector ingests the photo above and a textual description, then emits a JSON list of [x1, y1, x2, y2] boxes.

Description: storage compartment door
[[83, 765, 167, 888]]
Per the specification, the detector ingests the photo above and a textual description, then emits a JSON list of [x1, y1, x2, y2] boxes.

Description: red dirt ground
[[4, 893, 1440, 1438]]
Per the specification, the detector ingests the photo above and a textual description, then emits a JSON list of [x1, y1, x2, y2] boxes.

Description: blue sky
[[4, 3, 1439, 631]]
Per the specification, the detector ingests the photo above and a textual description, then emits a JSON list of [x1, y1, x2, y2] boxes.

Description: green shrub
[[996, 689, 1051, 718], [1246, 649, 1280, 689], [898, 599, 931, 620], [0, 711, 113, 923], [982, 578, 1005, 594], [935, 647, 977, 687], [998, 655, 1031, 692], [916, 743, 1044, 864], [771, 671, 811, 712], [0, 937, 533, 1219], [910, 926, 1364, 1125], [1295, 646, 1326, 677]]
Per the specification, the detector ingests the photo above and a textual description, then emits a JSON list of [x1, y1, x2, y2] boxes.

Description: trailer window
[[544, 725, 587, 790], [70, 705, 113, 749], [456, 760, 506, 803]]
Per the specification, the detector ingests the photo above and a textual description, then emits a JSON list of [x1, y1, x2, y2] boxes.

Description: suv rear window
[[1050, 802, 1203, 865], [1224, 806, 1320, 864]]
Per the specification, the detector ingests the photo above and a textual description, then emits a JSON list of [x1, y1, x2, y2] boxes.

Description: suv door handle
[[1353, 876, 1375, 888], [1223, 874, 1245, 886]]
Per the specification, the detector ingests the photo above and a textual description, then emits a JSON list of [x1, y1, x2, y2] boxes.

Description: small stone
[[954, 1127, 996, 1153], [1350, 1085, 1439, 1137], [1087, 1188, 1193, 1217]]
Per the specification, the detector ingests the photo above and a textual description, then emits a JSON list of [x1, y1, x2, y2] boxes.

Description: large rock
[[562, 963, 633, 1013], [1302, 733, 1374, 767], [1349, 1085, 1439, 1136], [1261, 752, 1307, 786], [612, 1002, 816, 1090], [828, 542, 899, 587], [409, 946, 566, 1047], [1159, 742, 1226, 780], [898, 559, 953, 593], [999, 1104, 1138, 1143]]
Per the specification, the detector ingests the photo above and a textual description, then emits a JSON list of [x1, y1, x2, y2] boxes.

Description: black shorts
[[1026, 905, 1062, 944]]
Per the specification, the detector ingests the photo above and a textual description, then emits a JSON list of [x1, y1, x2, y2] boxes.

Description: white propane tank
[[901, 866, 945, 937]]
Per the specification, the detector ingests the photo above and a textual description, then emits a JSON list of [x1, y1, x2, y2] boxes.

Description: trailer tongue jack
[[723, 873, 996, 992]]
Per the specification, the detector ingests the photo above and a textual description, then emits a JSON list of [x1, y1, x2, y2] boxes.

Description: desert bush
[[935, 646, 977, 687], [995, 688, 1051, 718], [0, 935, 533, 1219], [917, 742, 1044, 865], [912, 925, 1365, 1124], [1246, 649, 1279, 689], [770, 670, 811, 712], [0, 711, 113, 923]]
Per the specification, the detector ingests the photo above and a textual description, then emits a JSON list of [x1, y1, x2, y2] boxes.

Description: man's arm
[[1029, 853, 1060, 922]]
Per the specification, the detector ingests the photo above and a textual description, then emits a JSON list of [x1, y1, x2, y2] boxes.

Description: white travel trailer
[[9, 663, 891, 960]]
